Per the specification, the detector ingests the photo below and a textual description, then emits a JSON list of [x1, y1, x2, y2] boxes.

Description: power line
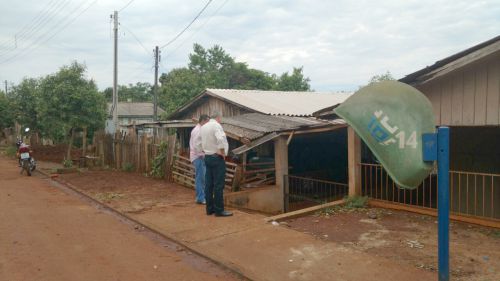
[[165, 0, 229, 59], [159, 0, 213, 49], [121, 24, 150, 56], [0, 0, 71, 54], [0, 0, 98, 65], [119, 0, 136, 12], [0, 0, 61, 49]]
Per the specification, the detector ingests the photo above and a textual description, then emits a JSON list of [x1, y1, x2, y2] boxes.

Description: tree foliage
[[36, 62, 106, 142], [7, 78, 40, 132], [102, 82, 153, 102], [159, 44, 311, 117], [0, 91, 14, 131], [367, 71, 395, 85]]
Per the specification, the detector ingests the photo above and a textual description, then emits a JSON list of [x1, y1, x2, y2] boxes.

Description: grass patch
[[122, 162, 135, 172], [314, 196, 369, 217], [344, 195, 368, 209], [95, 192, 124, 201]]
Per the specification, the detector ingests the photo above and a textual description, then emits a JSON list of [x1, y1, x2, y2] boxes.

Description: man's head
[[198, 114, 209, 125], [210, 111, 222, 123]]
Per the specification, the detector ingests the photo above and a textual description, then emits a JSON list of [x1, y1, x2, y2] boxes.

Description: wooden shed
[[165, 89, 354, 214]]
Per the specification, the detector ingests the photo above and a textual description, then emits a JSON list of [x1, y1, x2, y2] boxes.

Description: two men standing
[[189, 111, 233, 217]]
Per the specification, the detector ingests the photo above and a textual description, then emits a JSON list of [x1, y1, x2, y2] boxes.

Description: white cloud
[[0, 0, 498, 91]]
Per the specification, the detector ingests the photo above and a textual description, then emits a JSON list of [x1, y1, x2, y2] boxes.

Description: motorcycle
[[18, 145, 36, 176]]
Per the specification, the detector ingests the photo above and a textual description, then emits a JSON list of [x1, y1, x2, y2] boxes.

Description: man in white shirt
[[189, 114, 209, 204], [200, 111, 232, 217]]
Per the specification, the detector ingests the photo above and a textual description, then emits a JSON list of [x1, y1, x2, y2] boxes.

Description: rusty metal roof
[[206, 89, 353, 116], [221, 113, 346, 140]]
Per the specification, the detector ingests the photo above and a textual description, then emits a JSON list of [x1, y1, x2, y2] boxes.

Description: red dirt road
[[0, 156, 240, 281]]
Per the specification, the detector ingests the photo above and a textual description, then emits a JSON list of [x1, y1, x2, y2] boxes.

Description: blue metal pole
[[437, 126, 450, 281]]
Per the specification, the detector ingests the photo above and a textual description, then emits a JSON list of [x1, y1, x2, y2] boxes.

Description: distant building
[[105, 102, 165, 133]]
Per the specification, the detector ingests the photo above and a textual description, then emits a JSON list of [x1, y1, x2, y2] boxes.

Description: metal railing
[[360, 163, 500, 220], [284, 175, 348, 212]]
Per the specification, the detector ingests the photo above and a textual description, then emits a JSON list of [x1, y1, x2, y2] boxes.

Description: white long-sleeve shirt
[[189, 124, 204, 162], [200, 119, 228, 156]]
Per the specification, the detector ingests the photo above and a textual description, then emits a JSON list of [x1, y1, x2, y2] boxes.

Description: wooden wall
[[177, 96, 253, 120], [417, 52, 500, 126]]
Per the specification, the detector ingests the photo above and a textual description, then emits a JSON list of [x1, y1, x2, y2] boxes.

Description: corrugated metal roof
[[107, 102, 165, 117], [221, 113, 345, 140], [206, 89, 353, 116]]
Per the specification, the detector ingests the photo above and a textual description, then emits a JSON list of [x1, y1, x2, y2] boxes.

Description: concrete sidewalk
[[37, 161, 435, 281], [127, 202, 435, 281]]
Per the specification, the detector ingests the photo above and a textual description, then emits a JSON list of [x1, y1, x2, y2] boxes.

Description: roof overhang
[[400, 35, 500, 86]]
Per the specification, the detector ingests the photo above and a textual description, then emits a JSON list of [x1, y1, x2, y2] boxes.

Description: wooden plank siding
[[416, 54, 500, 126], [177, 96, 253, 120], [451, 72, 464, 125], [487, 59, 500, 125]]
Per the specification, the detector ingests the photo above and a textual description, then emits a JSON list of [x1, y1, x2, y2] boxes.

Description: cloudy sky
[[0, 0, 498, 92]]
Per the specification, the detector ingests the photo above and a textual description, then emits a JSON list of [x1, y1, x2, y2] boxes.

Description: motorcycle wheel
[[22, 161, 31, 176]]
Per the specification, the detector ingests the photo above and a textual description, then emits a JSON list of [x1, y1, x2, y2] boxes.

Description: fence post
[[348, 126, 361, 196], [437, 127, 450, 281], [274, 136, 288, 213], [165, 134, 176, 181]]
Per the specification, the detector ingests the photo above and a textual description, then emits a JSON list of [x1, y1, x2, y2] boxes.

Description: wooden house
[[353, 35, 500, 227]]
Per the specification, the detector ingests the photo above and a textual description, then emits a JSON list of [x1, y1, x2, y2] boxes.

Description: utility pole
[[112, 11, 119, 132], [153, 46, 160, 121], [4, 80, 7, 94]]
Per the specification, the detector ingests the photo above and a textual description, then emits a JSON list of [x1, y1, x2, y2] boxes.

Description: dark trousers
[[204, 154, 226, 214]]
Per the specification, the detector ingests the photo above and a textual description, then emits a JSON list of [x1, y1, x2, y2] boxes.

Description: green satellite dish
[[335, 80, 435, 189]]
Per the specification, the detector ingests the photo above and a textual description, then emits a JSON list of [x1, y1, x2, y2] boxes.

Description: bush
[[344, 195, 368, 209], [122, 162, 135, 172], [150, 141, 168, 178], [62, 159, 73, 168], [5, 146, 17, 158]]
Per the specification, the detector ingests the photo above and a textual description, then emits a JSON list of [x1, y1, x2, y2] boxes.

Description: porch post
[[348, 126, 361, 196], [274, 136, 289, 212]]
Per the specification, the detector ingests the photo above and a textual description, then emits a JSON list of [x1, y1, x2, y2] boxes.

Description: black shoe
[[215, 211, 233, 217], [206, 211, 214, 215]]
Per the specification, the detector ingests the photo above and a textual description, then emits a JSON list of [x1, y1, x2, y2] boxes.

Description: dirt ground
[[284, 207, 500, 281], [45, 165, 500, 281], [32, 144, 82, 163], [0, 156, 239, 281], [57, 170, 195, 214]]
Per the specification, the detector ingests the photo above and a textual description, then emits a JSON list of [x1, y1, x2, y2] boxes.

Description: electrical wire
[[0, 0, 71, 56], [164, 0, 229, 59], [159, 0, 213, 50], [0, 0, 98, 65], [121, 24, 151, 56], [0, 0, 62, 49], [119, 0, 136, 12]]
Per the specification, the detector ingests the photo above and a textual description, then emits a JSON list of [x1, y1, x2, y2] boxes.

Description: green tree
[[367, 71, 395, 85], [37, 61, 106, 158], [8, 78, 41, 132], [274, 67, 311, 91], [159, 68, 203, 115], [158, 44, 312, 116], [102, 82, 152, 102], [0, 91, 14, 131]]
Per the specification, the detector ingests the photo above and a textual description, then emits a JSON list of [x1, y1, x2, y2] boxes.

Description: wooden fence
[[91, 131, 276, 191], [92, 131, 176, 176], [172, 154, 241, 191]]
